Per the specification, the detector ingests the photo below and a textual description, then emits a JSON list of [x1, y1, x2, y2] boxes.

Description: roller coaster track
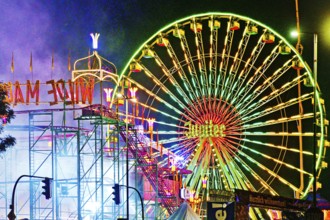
[[119, 125, 180, 215]]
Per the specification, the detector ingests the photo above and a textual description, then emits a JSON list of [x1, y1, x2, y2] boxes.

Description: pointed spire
[[68, 51, 71, 71], [51, 51, 54, 70], [10, 52, 14, 73], [29, 52, 33, 72]]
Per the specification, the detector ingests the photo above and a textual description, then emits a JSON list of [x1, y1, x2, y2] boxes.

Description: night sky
[[1, 0, 330, 200]]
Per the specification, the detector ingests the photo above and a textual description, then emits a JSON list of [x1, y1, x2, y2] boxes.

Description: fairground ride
[[118, 12, 328, 219], [0, 12, 328, 220]]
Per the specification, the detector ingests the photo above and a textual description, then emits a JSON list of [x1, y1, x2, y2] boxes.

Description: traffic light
[[41, 177, 52, 200], [112, 183, 120, 205]]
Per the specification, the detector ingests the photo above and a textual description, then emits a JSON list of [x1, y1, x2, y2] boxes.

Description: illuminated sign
[[0, 78, 95, 106], [207, 202, 235, 220], [184, 120, 226, 138], [180, 187, 191, 200], [235, 189, 311, 211]]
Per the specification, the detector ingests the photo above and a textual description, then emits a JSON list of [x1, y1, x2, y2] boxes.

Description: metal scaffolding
[[28, 111, 54, 219], [1, 36, 182, 219]]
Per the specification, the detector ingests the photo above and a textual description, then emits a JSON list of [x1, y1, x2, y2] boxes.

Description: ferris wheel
[[118, 12, 327, 217]]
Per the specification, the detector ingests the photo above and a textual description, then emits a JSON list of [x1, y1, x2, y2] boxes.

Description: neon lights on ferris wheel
[[184, 120, 226, 139]]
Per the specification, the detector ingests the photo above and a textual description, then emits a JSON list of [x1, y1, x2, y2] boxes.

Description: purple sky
[[0, 2, 54, 81], [1, 0, 330, 83]]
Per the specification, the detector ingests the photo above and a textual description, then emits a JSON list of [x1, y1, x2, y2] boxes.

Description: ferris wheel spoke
[[223, 138, 290, 195], [194, 157, 210, 191], [231, 152, 279, 195], [177, 32, 204, 98], [242, 112, 313, 130], [190, 18, 209, 97], [215, 141, 271, 193], [139, 102, 184, 123], [152, 53, 195, 107], [240, 144, 312, 176], [223, 36, 251, 102], [235, 57, 295, 111], [127, 76, 185, 113], [242, 138, 313, 155], [165, 39, 199, 102], [221, 108, 241, 128], [239, 74, 306, 117], [185, 149, 210, 190], [225, 148, 275, 193], [228, 21, 254, 75], [231, 158, 258, 191], [213, 147, 236, 189], [185, 140, 206, 172], [241, 131, 314, 137], [170, 139, 197, 156], [126, 78, 202, 123], [167, 139, 198, 155], [137, 62, 199, 117], [218, 20, 236, 99], [232, 49, 282, 108], [207, 167, 217, 189], [222, 150, 249, 189], [221, 24, 254, 102], [241, 93, 312, 123], [156, 135, 184, 146], [209, 16, 219, 98], [154, 53, 209, 120], [229, 33, 267, 103], [237, 150, 300, 192]]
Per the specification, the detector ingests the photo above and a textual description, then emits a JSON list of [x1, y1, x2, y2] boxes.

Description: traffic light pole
[[7, 175, 53, 220], [113, 184, 144, 220], [126, 186, 144, 220]]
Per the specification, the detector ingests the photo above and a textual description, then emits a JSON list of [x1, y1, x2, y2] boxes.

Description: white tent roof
[[167, 202, 201, 220]]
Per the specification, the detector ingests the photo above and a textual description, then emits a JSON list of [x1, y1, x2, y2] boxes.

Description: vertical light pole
[[105, 88, 130, 219], [121, 88, 137, 220], [125, 97, 129, 220], [312, 32, 318, 209], [306, 32, 323, 220], [117, 92, 130, 219], [292, 30, 323, 219]]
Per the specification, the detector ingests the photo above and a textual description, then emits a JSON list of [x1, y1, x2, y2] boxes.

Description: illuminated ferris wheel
[[119, 12, 327, 215]]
